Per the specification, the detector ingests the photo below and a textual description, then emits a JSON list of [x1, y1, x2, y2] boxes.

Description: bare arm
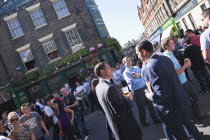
[[64, 107, 75, 125], [40, 120, 50, 136], [202, 50, 210, 64], [176, 59, 191, 75], [67, 101, 79, 108], [31, 133, 36, 140]]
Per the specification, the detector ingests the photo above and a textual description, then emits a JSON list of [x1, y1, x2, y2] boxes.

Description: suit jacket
[[95, 79, 142, 140], [141, 54, 191, 121]]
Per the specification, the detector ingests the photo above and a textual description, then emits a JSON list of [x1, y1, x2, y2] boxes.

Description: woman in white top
[[44, 96, 59, 140]]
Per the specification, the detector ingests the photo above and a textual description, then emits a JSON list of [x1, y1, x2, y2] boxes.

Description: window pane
[[182, 18, 189, 30], [42, 39, 57, 54], [30, 8, 46, 28], [65, 28, 83, 50], [7, 18, 24, 38], [188, 14, 197, 29], [20, 49, 34, 63], [53, 0, 70, 18]]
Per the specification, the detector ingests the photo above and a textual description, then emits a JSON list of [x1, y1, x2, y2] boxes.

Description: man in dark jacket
[[136, 40, 202, 140], [94, 62, 142, 140], [184, 39, 210, 94]]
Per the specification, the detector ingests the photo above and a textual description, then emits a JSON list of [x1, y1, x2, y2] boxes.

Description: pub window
[[201, 4, 207, 12], [19, 49, 36, 71], [188, 14, 197, 29], [163, 3, 169, 17], [7, 18, 24, 39], [52, 0, 70, 19], [29, 8, 46, 28], [42, 39, 60, 61], [182, 18, 189, 30], [65, 28, 83, 52]]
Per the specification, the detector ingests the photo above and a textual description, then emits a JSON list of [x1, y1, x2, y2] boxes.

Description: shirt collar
[[163, 51, 173, 55], [99, 78, 110, 83]]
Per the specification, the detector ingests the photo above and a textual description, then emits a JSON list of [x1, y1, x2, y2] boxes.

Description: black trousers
[[182, 81, 201, 120], [132, 86, 158, 124], [163, 111, 201, 140]]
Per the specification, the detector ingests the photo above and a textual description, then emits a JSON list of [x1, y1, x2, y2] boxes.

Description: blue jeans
[[192, 66, 210, 91]]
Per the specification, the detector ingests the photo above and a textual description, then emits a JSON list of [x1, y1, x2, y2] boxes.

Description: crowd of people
[[0, 7, 210, 140]]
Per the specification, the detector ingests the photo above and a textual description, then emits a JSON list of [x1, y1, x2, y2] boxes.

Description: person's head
[[1, 113, 8, 122], [185, 29, 195, 38], [172, 37, 178, 44], [152, 41, 161, 52], [184, 39, 192, 47], [202, 8, 210, 27], [8, 112, 20, 127], [74, 82, 80, 86], [135, 40, 154, 62], [36, 99, 40, 103], [198, 26, 202, 30], [51, 98, 64, 112], [21, 104, 30, 115], [60, 87, 69, 97], [194, 30, 200, 36], [161, 38, 176, 52], [44, 96, 52, 106], [94, 62, 113, 79], [0, 120, 4, 129], [91, 79, 99, 92], [116, 64, 120, 70], [122, 57, 132, 68]]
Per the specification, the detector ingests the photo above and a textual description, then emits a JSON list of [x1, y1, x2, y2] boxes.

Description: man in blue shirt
[[123, 57, 160, 127], [162, 38, 205, 121], [201, 8, 210, 64]]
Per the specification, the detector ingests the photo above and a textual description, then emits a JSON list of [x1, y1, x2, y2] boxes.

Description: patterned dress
[[9, 125, 32, 140]]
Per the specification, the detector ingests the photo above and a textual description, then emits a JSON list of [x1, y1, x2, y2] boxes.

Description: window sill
[[49, 57, 62, 64], [12, 34, 24, 40], [58, 14, 70, 20], [35, 24, 47, 30], [25, 67, 40, 74]]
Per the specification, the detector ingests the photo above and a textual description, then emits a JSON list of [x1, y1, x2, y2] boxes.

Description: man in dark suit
[[135, 40, 202, 140], [94, 62, 142, 140]]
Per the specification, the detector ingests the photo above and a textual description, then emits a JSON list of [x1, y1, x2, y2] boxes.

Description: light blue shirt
[[164, 51, 187, 84], [123, 66, 145, 91], [201, 26, 210, 51]]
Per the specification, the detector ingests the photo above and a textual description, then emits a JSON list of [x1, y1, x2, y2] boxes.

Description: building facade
[[84, 0, 110, 38], [138, 0, 210, 42], [0, 0, 119, 112]]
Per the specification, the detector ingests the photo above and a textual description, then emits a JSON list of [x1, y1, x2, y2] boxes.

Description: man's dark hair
[[185, 29, 194, 34], [136, 40, 154, 53], [94, 62, 106, 77], [202, 8, 210, 17], [185, 39, 191, 45]]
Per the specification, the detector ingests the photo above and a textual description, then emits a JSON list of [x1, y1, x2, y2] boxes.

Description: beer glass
[[121, 87, 129, 96]]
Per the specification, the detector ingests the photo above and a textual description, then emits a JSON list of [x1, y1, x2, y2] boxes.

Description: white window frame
[[38, 33, 59, 61], [26, 3, 47, 29], [61, 24, 84, 53], [4, 13, 24, 39], [51, 0, 70, 19], [16, 44, 37, 71]]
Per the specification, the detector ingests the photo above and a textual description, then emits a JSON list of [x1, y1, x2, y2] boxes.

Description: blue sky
[[95, 0, 144, 45]]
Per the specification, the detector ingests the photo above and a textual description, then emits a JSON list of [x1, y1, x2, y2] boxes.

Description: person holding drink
[[122, 57, 160, 127], [94, 62, 142, 140]]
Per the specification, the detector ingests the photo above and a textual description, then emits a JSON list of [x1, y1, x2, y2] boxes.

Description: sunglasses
[[10, 118, 19, 123]]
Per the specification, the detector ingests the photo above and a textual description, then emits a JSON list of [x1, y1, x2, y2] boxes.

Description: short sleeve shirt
[[64, 94, 79, 112], [201, 27, 210, 50], [20, 112, 43, 139]]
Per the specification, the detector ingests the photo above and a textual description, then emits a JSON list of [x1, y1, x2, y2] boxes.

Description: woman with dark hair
[[0, 120, 10, 137], [44, 96, 59, 140], [51, 98, 75, 140]]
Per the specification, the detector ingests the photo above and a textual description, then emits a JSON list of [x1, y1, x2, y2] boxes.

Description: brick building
[[138, 0, 210, 42], [0, 0, 120, 112]]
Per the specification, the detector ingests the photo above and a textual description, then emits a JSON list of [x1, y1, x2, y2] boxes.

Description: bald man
[[60, 87, 90, 139]]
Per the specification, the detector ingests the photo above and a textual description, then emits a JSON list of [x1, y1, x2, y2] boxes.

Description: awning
[[161, 25, 173, 41], [161, 24, 179, 41]]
